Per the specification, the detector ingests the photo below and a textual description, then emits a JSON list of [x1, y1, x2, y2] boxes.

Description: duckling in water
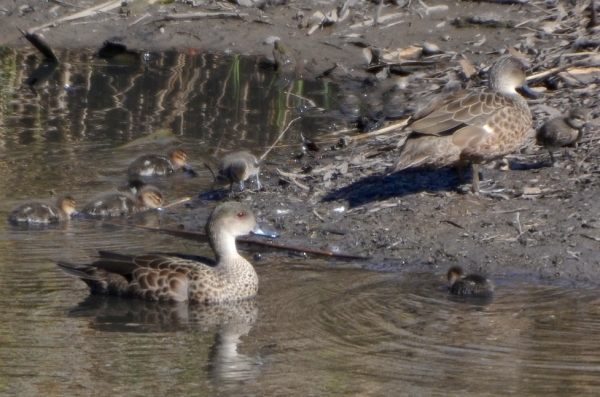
[[389, 56, 535, 193], [536, 107, 589, 165], [8, 195, 77, 224], [447, 266, 494, 297], [57, 202, 268, 303], [81, 186, 163, 217], [127, 149, 188, 177], [217, 151, 261, 191], [119, 178, 147, 195]]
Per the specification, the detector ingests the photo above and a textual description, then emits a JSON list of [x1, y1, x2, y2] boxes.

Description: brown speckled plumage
[[8, 195, 77, 224], [389, 56, 533, 193], [58, 202, 259, 303], [447, 266, 494, 297], [127, 149, 188, 176], [82, 186, 163, 217], [536, 108, 589, 164]]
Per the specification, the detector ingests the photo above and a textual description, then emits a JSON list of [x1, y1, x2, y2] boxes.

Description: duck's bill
[[251, 224, 279, 238], [182, 165, 199, 177], [517, 83, 539, 99]]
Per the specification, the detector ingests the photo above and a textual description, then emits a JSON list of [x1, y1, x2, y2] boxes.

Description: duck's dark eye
[[237, 211, 245, 218]]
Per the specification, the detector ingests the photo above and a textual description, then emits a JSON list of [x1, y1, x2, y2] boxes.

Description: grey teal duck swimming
[[389, 56, 535, 193], [447, 266, 494, 297], [81, 185, 163, 217], [536, 107, 589, 165], [8, 195, 77, 224], [127, 149, 188, 176], [217, 151, 261, 191], [57, 202, 265, 303]]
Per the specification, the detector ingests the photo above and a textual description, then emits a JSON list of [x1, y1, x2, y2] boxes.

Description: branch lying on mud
[[29, 0, 122, 31], [330, 118, 409, 138], [106, 221, 370, 260], [527, 58, 600, 85], [276, 169, 311, 191], [153, 12, 248, 23]]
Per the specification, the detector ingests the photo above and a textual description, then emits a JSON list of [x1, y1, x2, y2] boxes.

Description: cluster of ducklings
[[7, 149, 262, 225], [7, 149, 182, 224], [21, 55, 587, 304]]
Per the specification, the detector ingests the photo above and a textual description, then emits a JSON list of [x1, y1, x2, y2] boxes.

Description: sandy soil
[[3, 0, 600, 283]]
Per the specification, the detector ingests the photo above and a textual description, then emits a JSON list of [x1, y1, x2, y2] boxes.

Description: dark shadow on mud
[[322, 167, 465, 207], [508, 158, 549, 170]]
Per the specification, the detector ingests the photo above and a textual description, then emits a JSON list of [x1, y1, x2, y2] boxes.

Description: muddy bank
[[4, 0, 600, 283], [0, 0, 582, 78]]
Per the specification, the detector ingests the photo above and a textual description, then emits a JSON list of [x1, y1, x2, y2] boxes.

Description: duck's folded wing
[[410, 89, 505, 135]]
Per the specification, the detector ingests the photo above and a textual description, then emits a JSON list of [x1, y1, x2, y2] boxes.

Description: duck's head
[[447, 266, 466, 284], [488, 56, 536, 98], [566, 108, 590, 130], [207, 202, 258, 239], [138, 186, 164, 209], [57, 195, 78, 216], [168, 149, 188, 169]]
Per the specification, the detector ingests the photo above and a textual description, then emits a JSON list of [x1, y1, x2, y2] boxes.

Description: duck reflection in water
[[69, 294, 259, 382]]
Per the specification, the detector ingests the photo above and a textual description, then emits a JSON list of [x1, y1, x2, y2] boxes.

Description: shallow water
[[1, 47, 600, 396]]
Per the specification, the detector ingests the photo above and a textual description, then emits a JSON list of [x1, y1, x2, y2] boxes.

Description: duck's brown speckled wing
[[409, 88, 510, 136], [91, 253, 206, 302], [391, 89, 530, 172]]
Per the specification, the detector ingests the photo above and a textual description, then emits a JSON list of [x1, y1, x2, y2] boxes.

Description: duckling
[[536, 107, 589, 165], [127, 149, 188, 177], [82, 186, 163, 217], [217, 151, 261, 191], [447, 266, 494, 297], [8, 195, 77, 224], [57, 202, 269, 303], [119, 178, 147, 195], [389, 56, 535, 193]]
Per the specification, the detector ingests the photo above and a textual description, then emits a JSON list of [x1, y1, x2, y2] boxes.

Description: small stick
[[128, 13, 151, 28], [105, 221, 371, 260], [162, 197, 192, 209], [527, 59, 600, 84], [276, 169, 311, 191], [328, 118, 409, 137], [313, 209, 325, 222], [153, 12, 248, 23], [440, 219, 465, 230], [514, 212, 524, 238], [260, 117, 301, 161], [492, 207, 530, 214]]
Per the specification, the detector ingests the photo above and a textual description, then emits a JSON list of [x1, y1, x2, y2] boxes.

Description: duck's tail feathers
[[56, 261, 101, 280]]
